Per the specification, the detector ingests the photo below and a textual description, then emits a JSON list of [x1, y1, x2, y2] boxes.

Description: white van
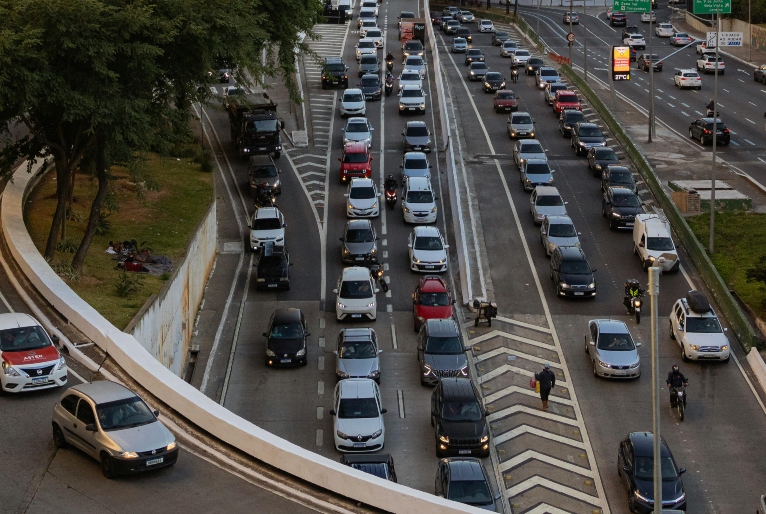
[[632, 213, 679, 272], [338, 0, 352, 18], [402, 176, 437, 223]]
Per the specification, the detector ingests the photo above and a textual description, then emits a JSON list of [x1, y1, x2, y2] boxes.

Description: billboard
[[612, 46, 631, 81]]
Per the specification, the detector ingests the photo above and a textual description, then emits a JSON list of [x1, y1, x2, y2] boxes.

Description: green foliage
[[51, 263, 79, 280], [95, 212, 112, 236], [746, 255, 766, 307], [55, 239, 78, 253], [115, 271, 140, 298], [160, 272, 171, 281], [197, 148, 214, 173], [65, 208, 84, 223]]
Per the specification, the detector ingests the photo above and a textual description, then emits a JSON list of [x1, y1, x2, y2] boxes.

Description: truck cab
[[632, 213, 679, 272], [228, 97, 285, 159]]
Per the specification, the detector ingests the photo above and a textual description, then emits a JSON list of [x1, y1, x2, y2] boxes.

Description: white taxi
[[0, 313, 67, 393]]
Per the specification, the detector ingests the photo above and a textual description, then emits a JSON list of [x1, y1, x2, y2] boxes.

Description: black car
[[264, 308, 309, 366], [455, 26, 472, 42], [467, 62, 488, 81], [525, 57, 544, 75], [435, 458, 500, 511], [689, 117, 731, 145], [491, 31, 510, 45], [255, 243, 290, 290], [402, 120, 432, 152], [464, 49, 485, 65], [417, 318, 468, 386], [340, 219, 378, 264], [357, 54, 379, 77], [618, 432, 687, 513], [587, 146, 620, 176], [559, 109, 585, 137], [622, 25, 639, 40], [602, 186, 643, 229], [341, 454, 397, 482], [601, 165, 637, 193], [322, 57, 349, 89], [550, 246, 596, 298], [403, 40, 425, 59], [431, 378, 490, 458], [430, 11, 443, 24], [483, 72, 505, 93], [637, 53, 663, 72], [571, 122, 607, 155], [358, 74, 382, 101], [248, 155, 282, 196], [611, 12, 627, 26]]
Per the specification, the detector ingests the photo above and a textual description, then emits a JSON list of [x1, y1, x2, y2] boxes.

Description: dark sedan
[[430, 11, 443, 24], [264, 308, 310, 366], [467, 62, 488, 81], [602, 187, 643, 229], [559, 109, 585, 137], [491, 31, 511, 45], [571, 122, 606, 155], [550, 246, 597, 298], [358, 74, 382, 101], [689, 117, 730, 145], [525, 57, 544, 75], [587, 146, 620, 176], [464, 49, 484, 65], [254, 243, 290, 290], [601, 165, 637, 193], [483, 72, 505, 93]]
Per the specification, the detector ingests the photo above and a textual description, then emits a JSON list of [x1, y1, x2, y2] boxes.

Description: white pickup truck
[[633, 214, 680, 272]]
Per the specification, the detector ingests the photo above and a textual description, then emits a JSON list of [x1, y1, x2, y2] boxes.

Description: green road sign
[[616, 0, 650, 12], [693, 0, 731, 14]]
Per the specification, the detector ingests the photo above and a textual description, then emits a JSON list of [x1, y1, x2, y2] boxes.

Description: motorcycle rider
[[511, 64, 519, 83], [385, 71, 394, 86], [385, 174, 397, 191], [385, 51, 394, 67], [666, 364, 689, 407], [623, 279, 644, 313], [706, 99, 715, 115]]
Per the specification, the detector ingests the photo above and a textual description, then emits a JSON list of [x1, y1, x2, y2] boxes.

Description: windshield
[[513, 115, 532, 124], [578, 126, 603, 137], [686, 317, 723, 333], [358, 41, 374, 48], [347, 122, 369, 133], [326, 63, 345, 72], [366, 30, 381, 38], [549, 223, 576, 237], [340, 280, 373, 299], [406, 125, 429, 137], [402, 89, 423, 97], [597, 333, 635, 351], [406, 191, 434, 203], [340, 340, 377, 359], [258, 255, 285, 269], [269, 322, 304, 339], [350, 186, 375, 199], [504, 42, 517, 48], [560, 260, 590, 274], [565, 112, 585, 123], [611, 172, 633, 184], [516, 51, 531, 57], [676, 33, 688, 38], [251, 165, 277, 178], [448, 480, 492, 505], [612, 194, 641, 207], [252, 218, 282, 231], [521, 143, 544, 154], [633, 456, 679, 480], [525, 163, 550, 175], [361, 77, 379, 86], [453, 38, 466, 44], [595, 148, 617, 160], [471, 63, 487, 70], [245, 119, 278, 133], [405, 57, 423, 66], [0, 326, 51, 352], [486, 73, 503, 80], [360, 10, 375, 17], [361, 56, 377, 64], [404, 158, 428, 169], [558, 93, 577, 102], [424, 336, 463, 354], [96, 397, 156, 431], [338, 398, 379, 418], [497, 91, 515, 99], [414, 236, 444, 251], [401, 73, 420, 81], [405, 42, 423, 51], [540, 69, 558, 77], [346, 228, 374, 242], [467, 50, 482, 56], [442, 401, 483, 422], [344, 152, 368, 163], [647, 237, 674, 251], [536, 194, 563, 207], [419, 292, 450, 306]]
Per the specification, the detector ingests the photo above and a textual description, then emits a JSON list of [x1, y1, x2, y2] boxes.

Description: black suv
[[602, 186, 643, 229], [255, 243, 290, 290], [525, 57, 545, 75], [611, 12, 627, 26], [601, 165, 637, 193], [248, 155, 282, 196], [637, 53, 662, 72], [550, 246, 597, 298], [455, 26, 472, 42], [689, 117, 730, 145], [431, 378, 490, 457], [322, 57, 349, 89], [341, 454, 397, 482], [587, 146, 620, 176], [559, 109, 585, 137], [435, 458, 499, 511], [417, 318, 468, 386], [571, 122, 607, 155], [263, 308, 309, 366]]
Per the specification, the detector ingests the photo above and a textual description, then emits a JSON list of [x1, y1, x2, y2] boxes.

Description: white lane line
[[746, 118, 756, 124], [378, 35, 387, 238], [499, 450, 593, 477], [317, 406, 323, 420], [390, 323, 398, 349], [318, 336, 325, 348], [0, 287, 12, 312], [493, 316, 552, 333], [750, 101, 758, 106], [319, 317, 325, 329], [382, 238, 387, 246], [681, 102, 690, 107], [386, 304, 392, 312], [318, 356, 324, 371], [745, 139, 756, 145], [397, 390, 405, 418], [220, 252, 255, 406], [681, 111, 689, 116], [667, 103, 675, 108], [759, 157, 766, 164], [316, 429, 323, 446], [318, 380, 324, 395]]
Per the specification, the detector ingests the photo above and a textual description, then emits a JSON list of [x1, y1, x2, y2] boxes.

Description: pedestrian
[[535, 363, 556, 410]]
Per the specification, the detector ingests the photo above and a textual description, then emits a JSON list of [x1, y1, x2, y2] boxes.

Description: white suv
[[669, 291, 730, 362], [334, 266, 378, 321], [249, 207, 285, 251], [331, 378, 386, 452], [402, 176, 437, 223], [697, 53, 724, 74], [398, 84, 427, 115]]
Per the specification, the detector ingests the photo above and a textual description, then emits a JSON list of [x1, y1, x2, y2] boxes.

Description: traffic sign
[[705, 31, 743, 47], [693, 0, 731, 14], [616, 0, 651, 13], [566, 32, 576, 42]]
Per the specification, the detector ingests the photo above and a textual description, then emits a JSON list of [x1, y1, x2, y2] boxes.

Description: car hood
[[349, 197, 377, 210], [684, 331, 728, 346], [525, 172, 553, 183], [336, 415, 382, 436], [559, 271, 594, 286], [400, 96, 426, 105], [268, 337, 306, 354], [346, 131, 372, 141], [405, 135, 431, 145], [535, 205, 568, 218], [612, 205, 643, 216], [486, 79, 504, 85], [251, 228, 284, 240], [595, 158, 620, 167], [548, 235, 580, 248], [595, 348, 639, 366], [360, 84, 381, 94], [345, 241, 376, 255], [511, 123, 534, 131], [438, 419, 487, 438], [412, 248, 447, 262], [634, 476, 685, 505], [250, 176, 279, 188], [416, 305, 453, 320], [342, 101, 366, 111], [540, 76, 561, 83], [108, 420, 174, 453], [337, 357, 379, 377], [424, 353, 467, 371], [1, 344, 60, 366], [496, 98, 517, 105]]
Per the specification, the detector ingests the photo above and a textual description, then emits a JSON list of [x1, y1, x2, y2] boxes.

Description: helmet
[[672, 364, 679, 372], [388, 174, 394, 180], [626, 279, 639, 286]]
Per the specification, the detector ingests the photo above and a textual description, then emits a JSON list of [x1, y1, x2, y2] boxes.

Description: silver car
[[520, 158, 554, 191], [52, 381, 178, 478], [335, 328, 382, 382], [540, 215, 580, 256], [530, 186, 567, 224], [342, 117, 374, 148], [586, 319, 641, 378], [512, 49, 531, 66], [452, 37, 468, 53], [401, 151, 431, 179], [403, 55, 426, 77], [507, 112, 535, 139], [339, 88, 366, 118], [513, 139, 547, 168], [501, 40, 519, 57]]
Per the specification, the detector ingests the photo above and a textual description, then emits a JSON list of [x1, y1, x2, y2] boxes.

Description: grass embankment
[[686, 212, 766, 320], [25, 152, 213, 329]]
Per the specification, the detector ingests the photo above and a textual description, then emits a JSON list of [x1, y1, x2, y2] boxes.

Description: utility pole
[[584, 1, 588, 81], [536, 0, 541, 42], [710, 13, 720, 254], [649, 265, 661, 514], [569, 0, 573, 65], [648, 7, 655, 142]]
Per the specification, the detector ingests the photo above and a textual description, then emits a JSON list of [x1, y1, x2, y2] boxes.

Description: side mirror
[[417, 345, 423, 351], [444, 244, 450, 249], [51, 335, 60, 345], [623, 465, 631, 473], [724, 327, 728, 332], [329, 409, 336, 416], [381, 408, 388, 414], [332, 288, 338, 294], [636, 342, 642, 347], [589, 340, 595, 346], [153, 410, 160, 417], [85, 424, 97, 432], [344, 193, 349, 197], [494, 493, 502, 501], [378, 350, 383, 354], [679, 468, 687, 475], [551, 170, 556, 173], [407, 243, 412, 248], [463, 346, 471, 352], [592, 268, 598, 272]]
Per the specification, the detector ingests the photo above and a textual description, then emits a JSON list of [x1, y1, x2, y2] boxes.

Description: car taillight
[[703, 129, 710, 134], [723, 128, 730, 134]]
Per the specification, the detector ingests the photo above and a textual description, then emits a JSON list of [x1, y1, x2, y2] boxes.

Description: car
[[633, 213, 680, 272], [689, 117, 730, 145], [630, 47, 637, 61], [655, 23, 674, 37], [398, 83, 427, 115], [51, 381, 178, 478], [443, 5, 460, 17], [451, 37, 468, 53], [464, 48, 485, 65], [493, 31, 511, 46], [403, 55, 427, 77], [330, 378, 386, 452], [610, 12, 627, 26], [403, 40, 425, 59], [361, 0, 378, 17], [622, 25, 640, 41], [479, 19, 495, 32], [601, 165, 637, 193], [754, 64, 766, 84], [412, 276, 454, 332], [401, 151, 432, 179], [531, 185, 567, 225], [669, 32, 693, 46], [640, 11, 656, 22], [624, 34, 646, 50], [346, 177, 380, 218], [483, 71, 505, 93], [334, 328, 381, 382], [696, 40, 716, 54], [440, 15, 455, 31], [587, 147, 620, 176], [338, 88, 366, 118], [409, 226, 449, 273], [520, 157, 555, 192], [549, 245, 596, 297], [602, 187, 644, 229], [403, 121, 432, 152], [571, 122, 606, 155], [342, 117, 373, 148], [322, 57, 349, 89], [458, 10, 474, 23], [673, 69, 701, 89], [398, 11, 415, 28], [467, 62, 488, 81], [430, 11, 443, 25], [544, 82, 569, 105], [697, 53, 724, 74], [0, 313, 66, 394], [340, 219, 379, 264], [500, 40, 519, 57], [357, 54, 379, 77], [358, 74, 382, 101], [417, 318, 468, 386], [221, 85, 248, 109], [493, 90, 519, 113], [341, 454, 397, 482], [402, 176, 438, 223], [586, 320, 641, 378], [540, 215, 580, 256], [552, 90, 581, 115], [444, 20, 462, 35], [507, 111, 536, 139], [513, 50, 532, 67], [263, 308, 309, 365], [365, 28, 384, 48], [338, 142, 372, 182], [431, 378, 490, 458], [637, 53, 662, 72], [358, 9, 377, 28], [359, 20, 378, 38], [335, 266, 378, 321], [248, 155, 282, 196], [618, 432, 687, 513], [455, 26, 473, 43], [254, 243, 290, 290], [559, 109, 585, 137], [535, 67, 561, 89], [513, 139, 547, 168], [249, 206, 286, 251], [435, 458, 499, 512], [563, 11, 579, 24], [398, 70, 423, 91], [670, 291, 731, 362], [355, 38, 377, 61]]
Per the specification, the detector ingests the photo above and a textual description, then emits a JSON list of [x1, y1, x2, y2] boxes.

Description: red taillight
[[723, 128, 730, 134], [703, 129, 710, 134]]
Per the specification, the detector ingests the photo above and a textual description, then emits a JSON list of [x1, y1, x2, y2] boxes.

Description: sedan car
[[640, 11, 656, 22], [417, 318, 468, 386], [357, 54, 379, 77], [403, 121, 432, 152], [513, 50, 532, 67], [689, 117, 730, 145], [398, 70, 423, 91], [435, 458, 499, 512], [507, 111, 535, 139], [559, 109, 585, 137], [540, 215, 580, 256], [358, 74, 382, 101], [754, 63, 766, 84], [52, 381, 178, 478], [479, 19, 495, 32], [655, 22, 674, 37], [467, 62, 488, 81], [412, 276, 453, 332], [345, 177, 380, 218], [254, 243, 290, 290], [403, 55, 427, 77], [586, 319, 641, 378], [637, 53, 662, 72], [669, 32, 693, 46], [444, 20, 461, 34], [365, 28, 384, 48], [335, 266, 378, 321], [358, 9, 377, 28], [535, 67, 561, 88], [451, 37, 468, 53], [456, 26, 473, 42], [340, 219, 378, 264], [483, 72, 505, 93], [531, 186, 567, 224], [587, 146, 620, 176], [264, 308, 310, 366], [493, 31, 511, 45], [673, 69, 702, 89], [493, 90, 518, 113], [409, 226, 449, 273], [602, 187, 644, 229], [402, 40, 425, 59], [500, 40, 519, 57], [458, 10, 475, 23], [331, 378, 386, 452], [571, 122, 606, 155], [520, 158, 555, 191], [563, 11, 579, 24], [601, 165, 637, 193], [342, 117, 374, 148], [335, 328, 382, 382], [549, 245, 595, 297], [513, 139, 547, 168], [623, 34, 646, 50], [465, 49, 485, 65], [401, 151, 432, 179], [339, 88, 366, 117]]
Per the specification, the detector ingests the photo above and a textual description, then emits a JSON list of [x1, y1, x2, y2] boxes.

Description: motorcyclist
[[666, 365, 689, 406], [385, 174, 397, 190], [511, 64, 519, 83], [385, 72, 394, 85], [706, 99, 715, 114], [623, 279, 644, 313], [386, 52, 394, 64]]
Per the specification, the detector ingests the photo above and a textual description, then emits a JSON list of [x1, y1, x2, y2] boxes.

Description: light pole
[[584, 1, 588, 81], [710, 13, 720, 254], [648, 8, 656, 142], [569, 0, 574, 65], [749, 0, 753, 62], [649, 265, 661, 514], [537, 0, 542, 43]]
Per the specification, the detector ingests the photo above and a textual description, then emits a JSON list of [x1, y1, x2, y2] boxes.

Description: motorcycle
[[368, 263, 389, 293], [254, 185, 277, 208], [627, 292, 644, 323], [670, 384, 687, 421], [385, 184, 397, 207], [511, 66, 519, 83], [386, 58, 394, 72], [385, 78, 393, 97], [706, 106, 719, 117]]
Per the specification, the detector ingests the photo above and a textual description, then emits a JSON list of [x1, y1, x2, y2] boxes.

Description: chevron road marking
[[493, 316, 553, 333], [484, 386, 574, 407], [492, 424, 585, 448], [300, 171, 326, 178], [505, 476, 604, 509], [477, 364, 569, 388], [294, 161, 326, 168], [499, 450, 593, 477], [469, 330, 556, 352], [487, 404, 578, 425], [476, 347, 561, 367], [522, 505, 572, 514]]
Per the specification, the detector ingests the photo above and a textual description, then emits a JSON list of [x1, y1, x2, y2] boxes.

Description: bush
[[51, 263, 79, 280], [55, 239, 78, 253], [197, 148, 214, 173], [95, 212, 112, 236], [115, 271, 141, 297]]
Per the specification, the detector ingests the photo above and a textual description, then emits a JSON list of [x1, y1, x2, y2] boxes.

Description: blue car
[[451, 37, 468, 53]]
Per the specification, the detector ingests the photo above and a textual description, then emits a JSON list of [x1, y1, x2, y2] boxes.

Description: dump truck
[[228, 95, 284, 159]]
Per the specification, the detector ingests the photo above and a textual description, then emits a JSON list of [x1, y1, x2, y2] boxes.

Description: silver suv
[[669, 291, 730, 362]]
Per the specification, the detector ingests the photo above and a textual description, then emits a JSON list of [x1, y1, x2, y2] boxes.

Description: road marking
[[484, 385, 574, 407], [316, 429, 323, 446], [506, 477, 601, 506], [390, 323, 398, 349], [667, 103, 675, 108], [500, 450, 593, 477], [750, 101, 758, 106], [681, 111, 689, 116], [731, 140, 741, 146], [382, 251, 388, 259], [397, 390, 405, 418], [745, 139, 756, 145], [681, 102, 690, 107], [382, 238, 387, 246], [0, 287, 12, 312], [738, 69, 750, 75], [317, 407, 324, 420], [318, 336, 325, 348], [319, 317, 325, 329], [759, 157, 766, 164], [318, 356, 324, 371], [386, 304, 392, 313], [491, 316, 552, 333], [318, 380, 324, 395], [493, 423, 584, 447], [746, 118, 756, 124], [668, 95, 676, 99], [471, 330, 555, 352]]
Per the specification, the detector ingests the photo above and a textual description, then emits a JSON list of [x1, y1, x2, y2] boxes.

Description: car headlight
[[367, 370, 380, 378], [588, 282, 596, 289], [343, 248, 350, 255], [439, 434, 450, 443], [296, 348, 306, 357], [470, 71, 475, 75], [721, 345, 729, 351], [484, 82, 490, 87], [371, 429, 383, 438], [347, 203, 354, 210], [634, 490, 651, 502], [337, 430, 349, 439], [266, 349, 275, 356], [55, 355, 67, 371], [460, 365, 469, 376], [119, 451, 139, 459], [689, 344, 700, 351], [403, 206, 410, 213], [530, 132, 535, 137], [480, 435, 489, 443], [372, 202, 378, 209], [337, 302, 346, 308], [598, 360, 612, 369], [612, 212, 621, 218], [500, 82, 506, 88], [2, 361, 20, 377], [431, 206, 437, 213], [559, 282, 569, 289], [595, 164, 602, 170], [648, 255, 656, 261], [420, 103, 425, 109], [166, 441, 177, 451], [629, 362, 640, 369]]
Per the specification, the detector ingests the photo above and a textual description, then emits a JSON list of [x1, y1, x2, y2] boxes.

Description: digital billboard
[[612, 46, 631, 81]]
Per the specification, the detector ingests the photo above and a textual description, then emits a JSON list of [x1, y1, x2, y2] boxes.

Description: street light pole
[[749, 0, 752, 62], [537, 0, 542, 43], [648, 8, 655, 142], [710, 13, 720, 254], [649, 265, 661, 514], [584, 1, 588, 81], [569, 0, 573, 65]]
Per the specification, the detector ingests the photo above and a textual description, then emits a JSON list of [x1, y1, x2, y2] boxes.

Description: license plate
[[351, 314, 362, 318], [414, 146, 421, 150], [425, 265, 435, 269], [353, 442, 366, 448], [146, 457, 164, 466], [518, 132, 527, 135], [615, 371, 626, 375], [280, 358, 292, 363], [716, 131, 722, 134], [574, 292, 584, 296], [31, 377, 50, 384], [258, 147, 267, 151], [267, 283, 278, 288], [408, 107, 415, 111], [458, 449, 471, 455], [356, 257, 364, 260]]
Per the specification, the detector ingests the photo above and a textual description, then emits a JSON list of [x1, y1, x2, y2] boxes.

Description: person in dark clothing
[[535, 363, 556, 410], [623, 279, 643, 313], [666, 364, 688, 406]]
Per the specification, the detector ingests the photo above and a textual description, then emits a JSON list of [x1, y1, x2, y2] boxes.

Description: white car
[[408, 226, 449, 273], [0, 313, 67, 394], [398, 84, 427, 115], [512, 49, 531, 66], [398, 70, 423, 91], [250, 206, 286, 251], [530, 186, 568, 224], [478, 19, 495, 32], [402, 176, 437, 224], [669, 292, 730, 362], [331, 378, 386, 452], [640, 11, 656, 22], [513, 139, 547, 168], [342, 117, 374, 148], [365, 28, 384, 48], [623, 34, 646, 49], [358, 9, 376, 27], [356, 38, 377, 61], [655, 23, 674, 37], [334, 267, 378, 321], [401, 151, 431, 179], [339, 88, 366, 118], [345, 178, 380, 218], [403, 55, 426, 77], [697, 53, 724, 74], [540, 215, 580, 256], [501, 40, 519, 57], [459, 10, 474, 22], [673, 69, 702, 89], [359, 20, 378, 38], [696, 41, 716, 54], [361, 0, 378, 17]]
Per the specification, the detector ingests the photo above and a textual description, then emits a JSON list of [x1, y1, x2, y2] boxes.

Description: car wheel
[[700, 135, 705, 145], [592, 360, 598, 376], [601, 203, 607, 217], [101, 453, 117, 479], [696, 85, 702, 90], [682, 346, 690, 362], [669, 320, 676, 340], [633, 243, 638, 255], [556, 284, 562, 296], [719, 70, 724, 75], [52, 423, 68, 449]]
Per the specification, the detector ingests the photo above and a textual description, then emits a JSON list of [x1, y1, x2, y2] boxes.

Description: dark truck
[[228, 96, 284, 159]]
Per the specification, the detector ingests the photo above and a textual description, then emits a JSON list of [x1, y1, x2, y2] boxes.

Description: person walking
[[535, 363, 556, 410]]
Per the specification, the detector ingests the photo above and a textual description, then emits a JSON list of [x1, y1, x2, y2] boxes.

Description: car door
[[541, 217, 549, 247], [73, 398, 100, 459], [671, 303, 683, 340], [618, 440, 631, 489], [550, 250, 560, 283], [690, 120, 700, 138], [513, 140, 520, 162], [530, 189, 538, 216], [412, 284, 421, 319], [430, 385, 440, 427], [589, 323, 599, 359], [602, 188, 612, 216]]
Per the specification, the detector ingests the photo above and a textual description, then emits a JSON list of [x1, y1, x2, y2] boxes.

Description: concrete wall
[[685, 13, 766, 51]]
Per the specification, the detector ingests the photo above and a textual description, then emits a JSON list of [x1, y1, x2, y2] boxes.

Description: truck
[[323, 0, 347, 24], [632, 213, 680, 273], [399, 19, 427, 47], [228, 95, 284, 159]]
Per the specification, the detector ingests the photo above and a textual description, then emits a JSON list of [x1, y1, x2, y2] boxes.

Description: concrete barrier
[[1, 161, 489, 514], [747, 348, 766, 396]]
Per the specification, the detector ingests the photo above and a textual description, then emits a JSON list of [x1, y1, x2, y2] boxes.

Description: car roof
[[254, 206, 280, 219], [607, 165, 631, 173], [350, 177, 375, 188], [347, 218, 373, 230], [629, 431, 671, 457], [546, 215, 573, 225], [406, 176, 432, 190], [404, 151, 428, 160], [425, 318, 459, 336], [557, 245, 587, 260], [453, 37, 466, 43], [512, 111, 532, 118], [413, 225, 442, 237], [401, 84, 422, 90], [535, 186, 559, 196], [440, 378, 477, 401], [467, 48, 483, 53], [325, 56, 344, 64], [592, 319, 630, 334], [519, 139, 542, 146], [469, 62, 487, 68], [406, 120, 427, 128], [609, 187, 637, 196], [70, 380, 137, 405], [342, 266, 372, 280], [445, 458, 487, 481], [340, 327, 375, 341], [272, 308, 302, 324], [360, 73, 379, 80], [419, 275, 449, 292], [338, 378, 377, 399], [343, 142, 369, 153], [358, 37, 375, 44], [343, 88, 364, 96], [0, 312, 42, 331], [347, 116, 369, 124]]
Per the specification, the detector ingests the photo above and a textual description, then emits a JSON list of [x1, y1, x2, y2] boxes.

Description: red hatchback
[[339, 142, 372, 182], [412, 276, 454, 332]]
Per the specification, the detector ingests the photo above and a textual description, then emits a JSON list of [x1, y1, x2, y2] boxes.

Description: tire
[[475, 316, 480, 327], [682, 347, 690, 362], [669, 320, 676, 339], [101, 453, 117, 479], [700, 135, 705, 145], [678, 400, 685, 421], [723, 355, 730, 363], [592, 360, 598, 376], [633, 243, 638, 255], [488, 317, 492, 327], [273, 151, 281, 159], [52, 423, 68, 449], [601, 203, 607, 218], [696, 85, 702, 90], [689, 128, 693, 139], [636, 309, 641, 324]]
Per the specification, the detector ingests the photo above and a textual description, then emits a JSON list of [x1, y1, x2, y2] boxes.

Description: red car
[[493, 90, 518, 113], [338, 142, 372, 182], [552, 90, 581, 115], [412, 276, 454, 332]]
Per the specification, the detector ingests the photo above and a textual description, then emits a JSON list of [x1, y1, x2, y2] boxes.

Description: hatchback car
[[404, 55, 427, 77], [455, 27, 473, 43], [602, 187, 644, 229], [444, 20, 462, 35], [571, 122, 606, 155], [550, 245, 596, 297], [403, 40, 425, 59], [525, 57, 545, 75], [530, 185, 567, 224], [588, 147, 620, 176], [335, 328, 382, 382], [586, 319, 641, 378], [248, 155, 282, 196], [540, 215, 580, 256], [465, 49, 485, 65], [478, 19, 495, 32], [52, 381, 178, 478], [365, 28, 384, 49], [544, 82, 569, 105], [536, 67, 561, 89], [254, 243, 290, 290], [559, 109, 585, 137], [513, 50, 532, 67], [467, 62, 488, 81], [249, 206, 286, 251], [402, 176, 438, 223], [398, 84, 427, 115], [655, 23, 674, 37], [401, 151, 432, 179], [493, 31, 511, 46], [440, 15, 455, 31], [513, 139, 547, 167], [435, 458, 500, 512], [339, 142, 372, 182], [669, 32, 693, 46], [358, 74, 382, 101], [412, 276, 454, 332], [331, 378, 386, 452], [338, 88, 366, 118], [418, 318, 468, 386], [670, 291, 730, 362], [342, 117, 374, 148], [346, 177, 380, 218], [264, 308, 309, 366], [409, 226, 449, 273], [673, 69, 701, 89], [601, 165, 637, 193], [355, 39, 376, 61], [500, 40, 519, 57], [451, 37, 468, 53], [483, 72, 505, 93], [335, 267, 378, 321], [431, 378, 490, 458], [689, 117, 730, 145], [357, 54, 379, 77], [610, 12, 627, 26], [493, 90, 518, 113], [507, 111, 535, 139], [340, 219, 378, 264], [402, 121, 432, 152], [398, 70, 423, 91], [520, 158, 555, 191]]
